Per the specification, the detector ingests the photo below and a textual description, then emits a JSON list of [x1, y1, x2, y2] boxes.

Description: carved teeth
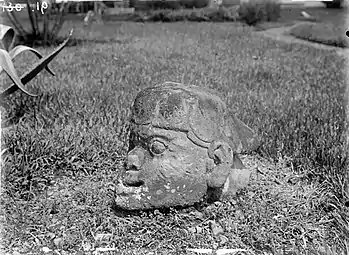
[[115, 181, 143, 195]]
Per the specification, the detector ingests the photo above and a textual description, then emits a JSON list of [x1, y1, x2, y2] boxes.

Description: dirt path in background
[[255, 22, 349, 57]]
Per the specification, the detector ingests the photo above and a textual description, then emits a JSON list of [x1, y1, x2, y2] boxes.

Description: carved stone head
[[114, 82, 259, 210]]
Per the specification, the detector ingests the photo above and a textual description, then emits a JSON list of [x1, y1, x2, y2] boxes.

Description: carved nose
[[124, 148, 145, 187], [126, 154, 141, 170], [126, 147, 144, 171]]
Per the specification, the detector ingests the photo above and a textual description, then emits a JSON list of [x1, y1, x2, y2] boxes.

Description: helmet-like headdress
[[131, 82, 259, 153]]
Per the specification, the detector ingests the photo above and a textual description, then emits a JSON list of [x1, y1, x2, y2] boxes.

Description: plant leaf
[[1, 148, 8, 157], [10, 45, 55, 76], [0, 29, 73, 99], [0, 49, 37, 96], [0, 24, 15, 51]]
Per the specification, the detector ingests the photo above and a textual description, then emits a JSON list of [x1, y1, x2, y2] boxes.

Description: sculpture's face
[[113, 82, 257, 211], [114, 124, 210, 210]]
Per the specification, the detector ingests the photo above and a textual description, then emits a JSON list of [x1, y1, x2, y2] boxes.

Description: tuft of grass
[[288, 22, 349, 48], [1, 21, 348, 254]]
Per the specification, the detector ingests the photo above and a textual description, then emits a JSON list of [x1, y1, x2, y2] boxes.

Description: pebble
[[189, 210, 204, 219], [53, 237, 63, 248], [219, 235, 229, 245], [209, 220, 224, 236]]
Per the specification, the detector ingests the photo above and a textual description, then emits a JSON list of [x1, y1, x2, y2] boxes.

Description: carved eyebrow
[[134, 133, 171, 144], [136, 124, 186, 142], [148, 135, 172, 142]]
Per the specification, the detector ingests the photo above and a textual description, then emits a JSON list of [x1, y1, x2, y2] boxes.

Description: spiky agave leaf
[[9, 45, 55, 76], [0, 48, 37, 97], [0, 148, 8, 157], [0, 24, 39, 98], [0, 29, 73, 99], [1, 24, 54, 78], [0, 24, 15, 51]]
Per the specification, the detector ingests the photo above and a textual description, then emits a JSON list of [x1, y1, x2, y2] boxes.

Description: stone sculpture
[[114, 82, 259, 210]]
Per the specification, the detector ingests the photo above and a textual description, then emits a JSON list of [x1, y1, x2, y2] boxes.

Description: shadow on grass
[[110, 189, 231, 217], [111, 201, 208, 218], [15, 34, 134, 48]]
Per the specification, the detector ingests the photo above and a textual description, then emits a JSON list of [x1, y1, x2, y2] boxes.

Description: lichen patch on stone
[[132, 194, 142, 200]]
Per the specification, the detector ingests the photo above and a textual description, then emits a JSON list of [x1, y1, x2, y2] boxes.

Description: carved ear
[[207, 140, 249, 189], [207, 149, 251, 199], [207, 140, 234, 188], [208, 139, 233, 165]]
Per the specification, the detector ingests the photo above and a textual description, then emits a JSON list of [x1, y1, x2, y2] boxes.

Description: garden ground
[[1, 8, 348, 255]]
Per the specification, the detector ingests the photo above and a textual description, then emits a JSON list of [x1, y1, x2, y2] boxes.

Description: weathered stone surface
[[114, 82, 259, 210]]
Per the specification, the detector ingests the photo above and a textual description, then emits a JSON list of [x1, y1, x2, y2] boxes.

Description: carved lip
[[115, 180, 146, 195]]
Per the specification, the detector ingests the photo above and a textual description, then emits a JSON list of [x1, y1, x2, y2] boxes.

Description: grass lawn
[[288, 22, 348, 48], [1, 20, 348, 255], [255, 6, 347, 30]]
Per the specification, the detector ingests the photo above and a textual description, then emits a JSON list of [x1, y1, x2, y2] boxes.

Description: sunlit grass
[[289, 22, 348, 48], [1, 21, 347, 255]]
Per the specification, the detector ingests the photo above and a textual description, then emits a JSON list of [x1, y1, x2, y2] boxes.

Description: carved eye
[[149, 140, 166, 155]]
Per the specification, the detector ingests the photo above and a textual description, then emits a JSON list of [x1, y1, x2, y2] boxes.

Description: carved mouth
[[115, 180, 146, 195], [125, 180, 144, 187]]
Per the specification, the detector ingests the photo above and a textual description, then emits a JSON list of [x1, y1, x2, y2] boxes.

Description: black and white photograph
[[0, 0, 348, 254]]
